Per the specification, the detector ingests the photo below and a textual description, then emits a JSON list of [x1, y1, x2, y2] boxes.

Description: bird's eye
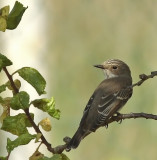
[[112, 66, 118, 69]]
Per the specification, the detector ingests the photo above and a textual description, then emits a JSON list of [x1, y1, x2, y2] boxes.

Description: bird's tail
[[66, 128, 86, 151]]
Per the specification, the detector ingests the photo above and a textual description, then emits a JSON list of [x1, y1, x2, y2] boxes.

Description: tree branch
[[131, 71, 157, 88], [3, 67, 19, 94], [3, 67, 61, 154], [3, 66, 157, 154], [107, 112, 157, 124]]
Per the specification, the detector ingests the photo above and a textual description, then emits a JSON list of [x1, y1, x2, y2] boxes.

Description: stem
[[131, 71, 157, 88], [6, 152, 11, 160], [3, 67, 19, 94], [24, 108, 54, 153]]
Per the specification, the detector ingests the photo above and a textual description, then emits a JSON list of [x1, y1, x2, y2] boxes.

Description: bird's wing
[[95, 87, 132, 127], [83, 94, 95, 114]]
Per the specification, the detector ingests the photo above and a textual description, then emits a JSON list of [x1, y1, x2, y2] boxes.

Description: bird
[[66, 59, 133, 151]]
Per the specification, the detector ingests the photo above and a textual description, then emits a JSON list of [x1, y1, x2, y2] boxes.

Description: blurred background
[[1, 0, 157, 160]]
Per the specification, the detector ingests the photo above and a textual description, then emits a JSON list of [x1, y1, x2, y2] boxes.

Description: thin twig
[[3, 67, 19, 94], [6, 152, 11, 160], [24, 108, 55, 153], [131, 71, 157, 88], [107, 112, 157, 124]]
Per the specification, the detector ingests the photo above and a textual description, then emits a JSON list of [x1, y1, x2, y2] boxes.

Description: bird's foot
[[63, 136, 71, 144], [63, 136, 71, 152], [116, 112, 123, 124], [104, 123, 108, 129]]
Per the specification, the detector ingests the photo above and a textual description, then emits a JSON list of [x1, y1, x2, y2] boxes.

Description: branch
[[107, 112, 157, 124], [131, 71, 157, 88], [3, 66, 157, 154], [3, 67, 19, 94]]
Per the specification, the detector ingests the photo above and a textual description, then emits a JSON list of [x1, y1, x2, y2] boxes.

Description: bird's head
[[94, 59, 131, 79]]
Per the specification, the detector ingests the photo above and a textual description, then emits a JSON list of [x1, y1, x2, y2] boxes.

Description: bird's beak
[[94, 64, 106, 69]]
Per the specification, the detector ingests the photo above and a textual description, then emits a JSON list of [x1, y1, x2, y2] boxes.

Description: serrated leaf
[[7, 133, 36, 153], [0, 53, 12, 71], [0, 84, 7, 93], [17, 67, 46, 95], [32, 97, 60, 120], [1, 113, 34, 136], [7, 1, 28, 30], [10, 91, 30, 110]]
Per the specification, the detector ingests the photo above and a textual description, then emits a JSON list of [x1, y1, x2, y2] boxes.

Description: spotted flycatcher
[[66, 59, 133, 151]]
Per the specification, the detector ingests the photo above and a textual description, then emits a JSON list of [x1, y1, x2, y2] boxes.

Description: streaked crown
[[95, 59, 131, 79]]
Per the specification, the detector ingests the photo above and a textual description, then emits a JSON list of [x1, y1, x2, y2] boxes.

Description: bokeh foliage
[[1, 0, 157, 160], [45, 1, 157, 160]]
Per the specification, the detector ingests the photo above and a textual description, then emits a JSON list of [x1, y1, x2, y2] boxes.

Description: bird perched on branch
[[66, 59, 133, 151]]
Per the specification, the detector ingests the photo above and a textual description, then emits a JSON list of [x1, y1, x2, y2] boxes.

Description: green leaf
[[17, 67, 46, 95], [39, 154, 70, 160], [29, 150, 44, 160], [7, 1, 28, 30], [0, 5, 10, 16], [39, 155, 62, 160], [0, 53, 12, 71], [0, 5, 9, 32], [32, 97, 60, 120], [0, 97, 11, 107], [0, 16, 7, 32], [7, 133, 36, 153], [6, 79, 21, 91], [0, 96, 3, 103], [1, 113, 34, 136], [61, 154, 70, 160], [0, 156, 7, 160], [10, 91, 30, 110], [0, 84, 7, 93], [0, 97, 11, 123]]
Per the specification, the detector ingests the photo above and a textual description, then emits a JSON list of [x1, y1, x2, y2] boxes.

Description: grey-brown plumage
[[66, 59, 133, 151]]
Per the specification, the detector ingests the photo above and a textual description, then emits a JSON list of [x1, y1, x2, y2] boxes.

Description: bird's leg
[[105, 124, 108, 129], [63, 136, 72, 152], [103, 122, 109, 129], [115, 112, 123, 124]]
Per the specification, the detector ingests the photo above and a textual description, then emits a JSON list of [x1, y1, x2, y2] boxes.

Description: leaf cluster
[[0, 1, 27, 32], [0, 53, 67, 160]]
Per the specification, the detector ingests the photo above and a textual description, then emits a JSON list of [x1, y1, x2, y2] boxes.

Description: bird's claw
[[116, 112, 123, 124], [63, 136, 71, 144], [104, 123, 108, 129], [63, 136, 72, 152], [118, 119, 122, 124]]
